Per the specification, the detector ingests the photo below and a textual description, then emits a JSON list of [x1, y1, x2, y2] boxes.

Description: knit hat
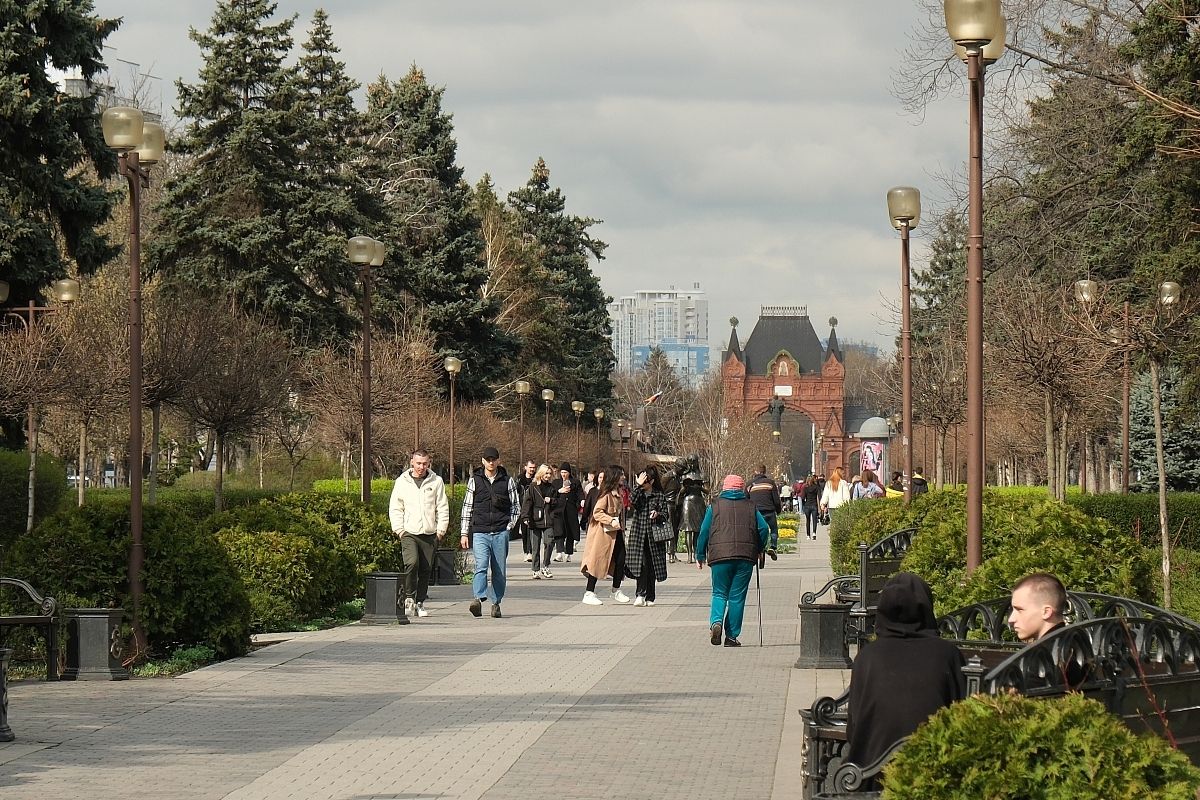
[[721, 475, 744, 492], [559, 462, 573, 473]]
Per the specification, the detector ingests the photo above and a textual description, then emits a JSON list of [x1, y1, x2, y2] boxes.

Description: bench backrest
[[852, 527, 918, 630], [0, 577, 57, 618]]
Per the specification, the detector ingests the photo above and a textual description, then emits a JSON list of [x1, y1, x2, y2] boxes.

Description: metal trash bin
[[362, 572, 409, 625], [795, 603, 852, 669], [61, 608, 129, 681]]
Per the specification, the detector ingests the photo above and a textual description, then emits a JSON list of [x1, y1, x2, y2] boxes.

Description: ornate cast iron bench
[[0, 577, 59, 680], [800, 593, 1200, 798]]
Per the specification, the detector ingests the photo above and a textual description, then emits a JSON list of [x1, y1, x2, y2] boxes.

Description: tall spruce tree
[[911, 210, 966, 341], [0, 0, 118, 302], [1130, 366, 1200, 492], [507, 158, 614, 412], [363, 66, 507, 400], [148, 0, 346, 343]]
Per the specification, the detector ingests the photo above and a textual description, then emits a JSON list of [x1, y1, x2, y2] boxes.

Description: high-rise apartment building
[[608, 284, 709, 384]]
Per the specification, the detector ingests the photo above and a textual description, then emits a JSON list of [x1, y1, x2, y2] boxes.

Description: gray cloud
[[95, 0, 974, 353]]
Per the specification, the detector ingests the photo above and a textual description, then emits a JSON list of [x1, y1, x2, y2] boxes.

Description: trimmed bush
[[882, 693, 1200, 799], [311, 478, 394, 516], [0, 449, 67, 553], [1155, 546, 1200, 622], [273, 492, 400, 578], [1068, 492, 1200, 549], [828, 495, 919, 574], [901, 489, 1152, 615], [7, 502, 251, 658]]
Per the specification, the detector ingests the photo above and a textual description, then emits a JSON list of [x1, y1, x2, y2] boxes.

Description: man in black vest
[[459, 446, 521, 618], [695, 475, 769, 647]]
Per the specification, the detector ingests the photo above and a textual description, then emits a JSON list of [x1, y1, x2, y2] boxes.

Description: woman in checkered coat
[[626, 464, 671, 606]]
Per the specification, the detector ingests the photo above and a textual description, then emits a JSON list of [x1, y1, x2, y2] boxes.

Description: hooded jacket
[[388, 468, 449, 536], [846, 573, 965, 770]]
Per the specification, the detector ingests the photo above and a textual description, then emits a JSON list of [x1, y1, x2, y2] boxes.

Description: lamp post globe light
[[515, 380, 532, 465], [887, 186, 921, 504], [541, 388, 555, 462], [445, 356, 463, 494], [348, 235, 384, 505], [571, 401, 585, 466], [593, 407, 605, 463], [101, 105, 166, 656], [1074, 279, 1134, 495], [943, 0, 1003, 574], [1150, 281, 1182, 606]]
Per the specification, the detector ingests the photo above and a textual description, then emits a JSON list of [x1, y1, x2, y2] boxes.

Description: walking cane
[[755, 560, 764, 647]]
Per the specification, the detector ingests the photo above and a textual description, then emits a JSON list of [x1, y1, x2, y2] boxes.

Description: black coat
[[846, 573, 965, 771], [626, 486, 670, 581], [550, 476, 583, 540], [519, 480, 554, 531]]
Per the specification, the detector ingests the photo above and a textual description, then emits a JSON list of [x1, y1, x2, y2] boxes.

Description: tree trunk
[[935, 429, 946, 490], [1150, 358, 1171, 608], [78, 419, 87, 507], [1044, 392, 1055, 499], [148, 403, 162, 505], [343, 444, 351, 491], [288, 461, 297, 492], [214, 430, 225, 513], [1056, 408, 1070, 502], [258, 434, 264, 490], [26, 404, 38, 534]]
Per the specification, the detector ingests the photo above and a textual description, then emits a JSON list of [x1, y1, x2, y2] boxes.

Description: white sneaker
[[531, 571, 542, 580], [416, 602, 429, 618], [565, 554, 572, 562], [582, 591, 603, 606], [611, 589, 631, 604], [633, 595, 646, 607], [524, 554, 533, 562], [553, 552, 565, 562], [646, 600, 655, 607], [403, 597, 416, 617], [541, 568, 554, 579]]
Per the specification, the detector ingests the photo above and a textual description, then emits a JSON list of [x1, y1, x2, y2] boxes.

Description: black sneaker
[[767, 548, 778, 561], [469, 598, 483, 617], [724, 637, 742, 647], [710, 621, 723, 646], [491, 603, 502, 618]]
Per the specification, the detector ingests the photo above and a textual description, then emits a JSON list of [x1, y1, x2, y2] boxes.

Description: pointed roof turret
[[825, 316, 843, 362], [724, 316, 743, 362]]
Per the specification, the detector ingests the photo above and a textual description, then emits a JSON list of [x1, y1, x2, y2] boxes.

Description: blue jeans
[[709, 560, 755, 639], [763, 513, 779, 549], [472, 529, 509, 605]]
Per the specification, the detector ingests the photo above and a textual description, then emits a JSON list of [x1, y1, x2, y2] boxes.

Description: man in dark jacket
[[459, 446, 521, 618], [551, 462, 583, 562], [846, 573, 966, 778], [747, 465, 783, 560], [910, 467, 929, 497], [696, 475, 769, 647]]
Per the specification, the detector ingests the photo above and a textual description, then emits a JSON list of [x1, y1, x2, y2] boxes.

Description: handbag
[[531, 502, 547, 527], [650, 519, 673, 543]]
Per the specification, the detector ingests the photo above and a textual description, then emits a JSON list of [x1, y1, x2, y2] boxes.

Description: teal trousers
[[709, 560, 755, 639]]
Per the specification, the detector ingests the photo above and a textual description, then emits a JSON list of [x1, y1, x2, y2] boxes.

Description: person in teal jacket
[[696, 474, 769, 647]]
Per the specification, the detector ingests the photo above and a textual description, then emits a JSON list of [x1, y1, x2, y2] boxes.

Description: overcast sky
[[92, 0, 969, 352]]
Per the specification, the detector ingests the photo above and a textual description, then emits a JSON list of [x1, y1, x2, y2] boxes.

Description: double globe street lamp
[[593, 407, 605, 464], [571, 400, 586, 467], [541, 388, 555, 463], [515, 380, 532, 465], [347, 236, 386, 505], [101, 106, 166, 655], [445, 356, 463, 495], [886, 186, 921, 504]]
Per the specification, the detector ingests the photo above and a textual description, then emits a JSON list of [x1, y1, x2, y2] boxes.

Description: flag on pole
[[643, 390, 664, 405]]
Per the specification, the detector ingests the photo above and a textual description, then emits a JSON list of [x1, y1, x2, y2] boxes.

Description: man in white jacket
[[388, 449, 449, 618]]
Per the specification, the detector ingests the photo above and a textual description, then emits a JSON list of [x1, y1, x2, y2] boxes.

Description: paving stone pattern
[[1, 538, 846, 800]]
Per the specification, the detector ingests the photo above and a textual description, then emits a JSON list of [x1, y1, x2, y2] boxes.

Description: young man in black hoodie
[[747, 465, 783, 560], [459, 447, 521, 618]]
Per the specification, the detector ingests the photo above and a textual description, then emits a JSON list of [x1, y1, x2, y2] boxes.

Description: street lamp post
[[101, 106, 165, 655], [347, 236, 385, 505], [943, 0, 1004, 574], [571, 401, 585, 466], [1152, 281, 1182, 606], [515, 381, 531, 466], [593, 407, 605, 465], [887, 186, 921, 504], [445, 357, 462, 494], [1075, 279, 1133, 495], [541, 389, 555, 463]]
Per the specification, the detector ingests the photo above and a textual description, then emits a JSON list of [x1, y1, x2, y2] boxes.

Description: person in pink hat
[[695, 474, 769, 647]]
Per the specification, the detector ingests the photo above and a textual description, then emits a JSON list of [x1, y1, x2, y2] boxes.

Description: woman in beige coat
[[579, 466, 631, 606]]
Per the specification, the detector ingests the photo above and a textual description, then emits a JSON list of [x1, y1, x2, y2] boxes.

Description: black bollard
[[794, 603, 853, 669], [362, 572, 410, 625], [61, 608, 130, 681]]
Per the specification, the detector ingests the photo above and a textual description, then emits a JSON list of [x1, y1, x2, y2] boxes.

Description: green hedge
[[0, 449, 67, 554], [274, 492, 400, 577], [1067, 492, 1200, 549], [883, 693, 1200, 799], [829, 495, 921, 574], [70, 487, 283, 518], [202, 502, 358, 632], [7, 502, 250, 658], [312, 478, 467, 541]]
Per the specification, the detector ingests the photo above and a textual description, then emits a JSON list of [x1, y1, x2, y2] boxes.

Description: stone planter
[[0, 647, 12, 742], [61, 608, 129, 681], [362, 572, 409, 625], [794, 603, 852, 669]]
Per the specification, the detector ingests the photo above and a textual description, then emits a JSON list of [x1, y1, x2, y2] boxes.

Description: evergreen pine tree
[[507, 158, 614, 411], [911, 210, 966, 341], [363, 66, 508, 400], [0, 0, 118, 301], [148, 0, 345, 342], [1130, 365, 1200, 492]]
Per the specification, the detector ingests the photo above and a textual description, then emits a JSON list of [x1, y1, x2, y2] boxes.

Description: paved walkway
[[1, 536, 849, 800]]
